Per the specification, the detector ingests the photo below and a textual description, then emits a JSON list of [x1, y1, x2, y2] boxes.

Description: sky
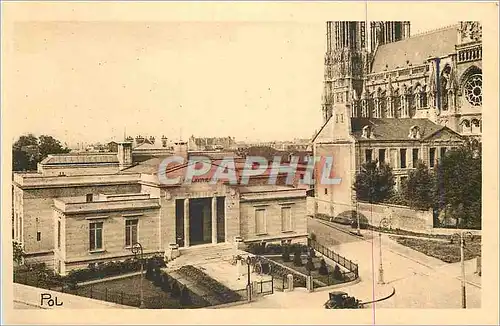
[[7, 19, 459, 147]]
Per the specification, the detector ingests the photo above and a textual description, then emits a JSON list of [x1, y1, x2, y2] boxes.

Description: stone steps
[[167, 243, 238, 270]]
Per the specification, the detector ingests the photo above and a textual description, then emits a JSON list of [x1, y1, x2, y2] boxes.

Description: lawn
[[266, 255, 346, 286], [391, 236, 481, 263], [72, 275, 182, 308]]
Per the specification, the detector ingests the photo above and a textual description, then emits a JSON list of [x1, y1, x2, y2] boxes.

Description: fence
[[308, 239, 359, 279], [254, 277, 274, 295], [13, 268, 203, 309]]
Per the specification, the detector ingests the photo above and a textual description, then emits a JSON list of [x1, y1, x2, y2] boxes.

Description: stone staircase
[[166, 243, 240, 271]]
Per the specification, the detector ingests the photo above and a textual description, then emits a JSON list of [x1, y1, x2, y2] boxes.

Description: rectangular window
[[57, 221, 61, 249], [89, 222, 103, 251], [86, 194, 93, 203], [412, 148, 419, 167], [378, 149, 386, 164], [37, 232, 41, 242], [429, 148, 436, 167], [281, 207, 292, 232], [400, 149, 407, 168], [365, 149, 373, 162], [440, 147, 447, 159], [125, 219, 138, 247], [255, 208, 266, 234], [324, 188, 328, 195]]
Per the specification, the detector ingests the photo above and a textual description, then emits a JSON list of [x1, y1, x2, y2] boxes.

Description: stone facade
[[313, 104, 464, 219], [13, 144, 308, 274], [321, 21, 482, 139]]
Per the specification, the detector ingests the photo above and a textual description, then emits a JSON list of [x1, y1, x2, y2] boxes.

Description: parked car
[[324, 291, 362, 309], [332, 210, 369, 229]]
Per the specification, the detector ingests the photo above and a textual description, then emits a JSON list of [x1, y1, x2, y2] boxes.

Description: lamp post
[[451, 231, 473, 308], [130, 242, 145, 309], [246, 256, 252, 302], [378, 217, 391, 285]]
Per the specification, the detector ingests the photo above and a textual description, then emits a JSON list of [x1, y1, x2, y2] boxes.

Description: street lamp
[[451, 231, 474, 308], [130, 242, 145, 309], [378, 217, 391, 285], [246, 256, 252, 302]]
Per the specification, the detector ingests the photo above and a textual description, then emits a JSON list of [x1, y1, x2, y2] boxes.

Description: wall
[[314, 143, 355, 217], [356, 201, 433, 232], [18, 183, 141, 256], [239, 196, 307, 243], [39, 165, 120, 177], [62, 206, 160, 273]]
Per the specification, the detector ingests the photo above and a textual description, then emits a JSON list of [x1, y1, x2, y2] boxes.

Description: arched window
[[393, 89, 401, 118], [460, 119, 471, 134], [471, 119, 481, 133], [421, 85, 428, 108], [362, 125, 372, 138]]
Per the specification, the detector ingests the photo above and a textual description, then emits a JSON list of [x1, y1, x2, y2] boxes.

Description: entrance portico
[[176, 196, 225, 248]]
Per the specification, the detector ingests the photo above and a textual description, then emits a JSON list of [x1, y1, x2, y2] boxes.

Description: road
[[307, 217, 481, 309]]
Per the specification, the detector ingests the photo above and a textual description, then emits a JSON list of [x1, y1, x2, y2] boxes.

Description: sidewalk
[[227, 283, 395, 309]]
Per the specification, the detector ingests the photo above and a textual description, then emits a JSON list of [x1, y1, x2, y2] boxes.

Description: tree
[[12, 134, 70, 171], [318, 259, 328, 275], [305, 256, 316, 272], [38, 135, 70, 159], [333, 265, 343, 281], [293, 249, 303, 267], [13, 241, 25, 265], [353, 160, 395, 203], [12, 134, 39, 171], [281, 245, 291, 262], [434, 139, 481, 228], [403, 160, 435, 210]]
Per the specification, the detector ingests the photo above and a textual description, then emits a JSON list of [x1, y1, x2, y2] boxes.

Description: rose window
[[464, 74, 482, 106]]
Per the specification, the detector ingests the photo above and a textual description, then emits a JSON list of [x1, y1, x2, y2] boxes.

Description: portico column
[[184, 198, 190, 247], [212, 196, 217, 244]]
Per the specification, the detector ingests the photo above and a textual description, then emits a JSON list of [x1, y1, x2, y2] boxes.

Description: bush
[[305, 257, 315, 272], [333, 265, 343, 281], [170, 280, 181, 298], [160, 273, 171, 292], [247, 243, 266, 255], [293, 250, 303, 267], [290, 243, 308, 254], [266, 244, 283, 254], [318, 259, 328, 275], [179, 285, 192, 306], [282, 246, 291, 262]]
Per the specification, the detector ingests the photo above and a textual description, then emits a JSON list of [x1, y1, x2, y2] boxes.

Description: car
[[324, 291, 363, 309]]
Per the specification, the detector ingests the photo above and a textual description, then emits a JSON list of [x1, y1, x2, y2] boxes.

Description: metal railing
[[308, 239, 359, 278]]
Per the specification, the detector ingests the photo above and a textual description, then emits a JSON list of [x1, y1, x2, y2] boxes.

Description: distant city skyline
[[8, 19, 459, 146]]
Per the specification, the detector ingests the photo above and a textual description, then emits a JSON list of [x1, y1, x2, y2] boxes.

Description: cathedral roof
[[371, 25, 459, 72], [351, 118, 459, 141]]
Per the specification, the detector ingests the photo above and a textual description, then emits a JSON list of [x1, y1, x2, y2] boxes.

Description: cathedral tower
[[370, 21, 410, 51], [322, 21, 369, 123]]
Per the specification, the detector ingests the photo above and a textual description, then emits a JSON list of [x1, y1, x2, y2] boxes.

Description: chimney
[[117, 141, 133, 170], [135, 135, 145, 145], [161, 135, 168, 148], [173, 140, 188, 161]]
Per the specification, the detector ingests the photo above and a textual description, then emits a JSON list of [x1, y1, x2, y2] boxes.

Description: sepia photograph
[[1, 1, 498, 325]]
